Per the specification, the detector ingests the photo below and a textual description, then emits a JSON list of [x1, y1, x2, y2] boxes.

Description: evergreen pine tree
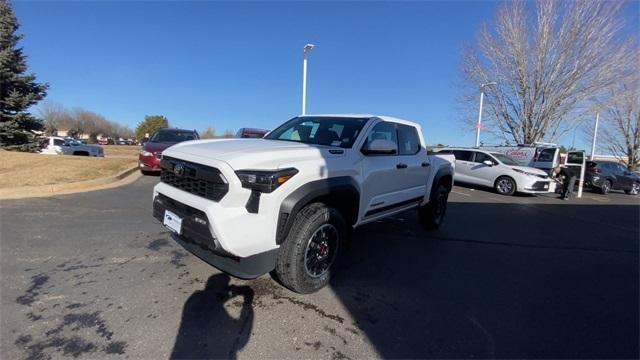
[[0, 0, 48, 151]]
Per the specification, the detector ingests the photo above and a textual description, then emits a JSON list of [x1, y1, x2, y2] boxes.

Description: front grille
[[160, 156, 229, 201]]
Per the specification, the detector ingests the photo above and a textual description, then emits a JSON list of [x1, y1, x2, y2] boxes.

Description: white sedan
[[437, 147, 553, 195]]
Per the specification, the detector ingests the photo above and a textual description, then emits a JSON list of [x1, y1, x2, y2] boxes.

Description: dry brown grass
[[0, 150, 137, 188], [102, 145, 140, 158]]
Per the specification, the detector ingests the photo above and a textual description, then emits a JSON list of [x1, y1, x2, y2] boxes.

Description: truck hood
[[166, 139, 345, 169]]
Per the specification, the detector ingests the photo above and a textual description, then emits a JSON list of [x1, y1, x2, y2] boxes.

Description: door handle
[[422, 162, 430, 167], [396, 163, 408, 169]]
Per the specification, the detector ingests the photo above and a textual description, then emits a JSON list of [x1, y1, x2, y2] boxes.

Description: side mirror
[[362, 139, 397, 155], [483, 160, 494, 166]]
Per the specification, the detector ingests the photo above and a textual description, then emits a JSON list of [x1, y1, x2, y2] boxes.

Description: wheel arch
[[430, 167, 453, 200], [277, 177, 360, 245]]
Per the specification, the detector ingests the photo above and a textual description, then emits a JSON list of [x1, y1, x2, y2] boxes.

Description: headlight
[[512, 168, 541, 177], [139, 150, 152, 157], [235, 168, 298, 193]]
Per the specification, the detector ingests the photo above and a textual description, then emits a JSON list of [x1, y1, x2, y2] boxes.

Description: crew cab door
[[359, 121, 425, 221]]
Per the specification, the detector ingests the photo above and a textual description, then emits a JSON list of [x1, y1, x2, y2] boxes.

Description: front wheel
[[274, 203, 346, 294], [495, 176, 517, 196], [419, 184, 448, 230], [600, 180, 612, 195], [625, 182, 639, 195]]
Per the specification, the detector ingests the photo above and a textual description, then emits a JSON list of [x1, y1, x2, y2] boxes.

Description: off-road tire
[[274, 203, 346, 294], [419, 185, 448, 230], [495, 176, 517, 196]]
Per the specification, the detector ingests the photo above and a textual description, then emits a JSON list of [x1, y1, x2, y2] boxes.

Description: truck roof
[[300, 114, 420, 127]]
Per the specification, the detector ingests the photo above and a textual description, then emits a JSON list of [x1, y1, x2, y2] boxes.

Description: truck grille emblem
[[173, 163, 185, 177]]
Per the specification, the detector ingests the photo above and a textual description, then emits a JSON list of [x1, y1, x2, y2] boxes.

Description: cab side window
[[53, 139, 65, 146], [397, 124, 421, 155]]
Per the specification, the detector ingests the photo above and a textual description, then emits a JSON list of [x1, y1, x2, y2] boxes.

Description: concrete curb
[[0, 165, 143, 200]]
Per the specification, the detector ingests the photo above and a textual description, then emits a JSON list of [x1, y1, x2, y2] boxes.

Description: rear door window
[[452, 150, 473, 161], [397, 124, 420, 155]]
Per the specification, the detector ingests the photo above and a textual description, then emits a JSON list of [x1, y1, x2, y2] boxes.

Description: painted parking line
[[451, 190, 472, 197]]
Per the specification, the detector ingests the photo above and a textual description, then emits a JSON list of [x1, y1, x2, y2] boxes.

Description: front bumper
[[152, 193, 277, 279], [519, 178, 553, 193], [139, 154, 161, 172]]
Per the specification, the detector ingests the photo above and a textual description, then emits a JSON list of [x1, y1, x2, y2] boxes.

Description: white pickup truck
[[153, 114, 454, 293], [39, 136, 104, 157]]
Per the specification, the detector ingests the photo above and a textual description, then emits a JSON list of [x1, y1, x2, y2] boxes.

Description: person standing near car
[[559, 165, 579, 200]]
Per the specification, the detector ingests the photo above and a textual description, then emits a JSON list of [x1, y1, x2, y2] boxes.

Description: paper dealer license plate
[[163, 210, 182, 234]]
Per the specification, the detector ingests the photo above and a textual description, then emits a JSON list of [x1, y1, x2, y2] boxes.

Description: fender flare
[[431, 166, 454, 199], [277, 177, 360, 244]]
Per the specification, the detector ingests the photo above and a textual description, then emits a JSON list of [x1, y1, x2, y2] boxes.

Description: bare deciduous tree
[[598, 73, 639, 170], [37, 103, 134, 141], [38, 101, 71, 135], [461, 0, 633, 145]]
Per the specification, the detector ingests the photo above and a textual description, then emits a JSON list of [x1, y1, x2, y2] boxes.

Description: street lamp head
[[481, 81, 497, 88], [303, 44, 315, 53]]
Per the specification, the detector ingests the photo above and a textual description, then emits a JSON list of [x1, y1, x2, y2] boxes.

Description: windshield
[[150, 130, 197, 143], [264, 117, 369, 148], [492, 153, 519, 166]]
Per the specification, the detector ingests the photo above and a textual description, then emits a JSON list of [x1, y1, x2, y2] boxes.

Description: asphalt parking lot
[[1, 176, 638, 359]]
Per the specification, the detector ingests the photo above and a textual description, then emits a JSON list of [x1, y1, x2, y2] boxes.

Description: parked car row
[[436, 147, 638, 197]]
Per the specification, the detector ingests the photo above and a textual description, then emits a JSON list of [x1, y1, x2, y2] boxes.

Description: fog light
[[193, 216, 207, 225]]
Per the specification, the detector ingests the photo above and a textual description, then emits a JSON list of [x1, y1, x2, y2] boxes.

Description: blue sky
[[11, 1, 635, 149]]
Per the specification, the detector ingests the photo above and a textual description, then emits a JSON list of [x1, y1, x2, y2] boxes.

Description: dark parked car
[[139, 129, 199, 175], [584, 160, 640, 195]]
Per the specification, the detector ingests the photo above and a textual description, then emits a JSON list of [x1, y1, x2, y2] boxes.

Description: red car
[[139, 128, 199, 175], [235, 128, 269, 138]]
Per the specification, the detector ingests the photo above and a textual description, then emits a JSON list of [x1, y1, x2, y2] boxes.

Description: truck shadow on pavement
[[329, 201, 639, 358], [170, 274, 254, 360]]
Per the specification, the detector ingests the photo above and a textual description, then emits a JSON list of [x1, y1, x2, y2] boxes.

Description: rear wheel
[[625, 182, 639, 195], [419, 184, 448, 230], [274, 203, 345, 294], [494, 176, 516, 196], [600, 180, 612, 195]]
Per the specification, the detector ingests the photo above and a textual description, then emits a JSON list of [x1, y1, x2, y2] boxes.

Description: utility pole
[[590, 113, 599, 160], [301, 44, 315, 115], [475, 82, 496, 147]]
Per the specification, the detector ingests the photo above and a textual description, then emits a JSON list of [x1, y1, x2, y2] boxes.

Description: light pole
[[475, 81, 496, 147], [301, 43, 315, 115], [590, 112, 599, 160]]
